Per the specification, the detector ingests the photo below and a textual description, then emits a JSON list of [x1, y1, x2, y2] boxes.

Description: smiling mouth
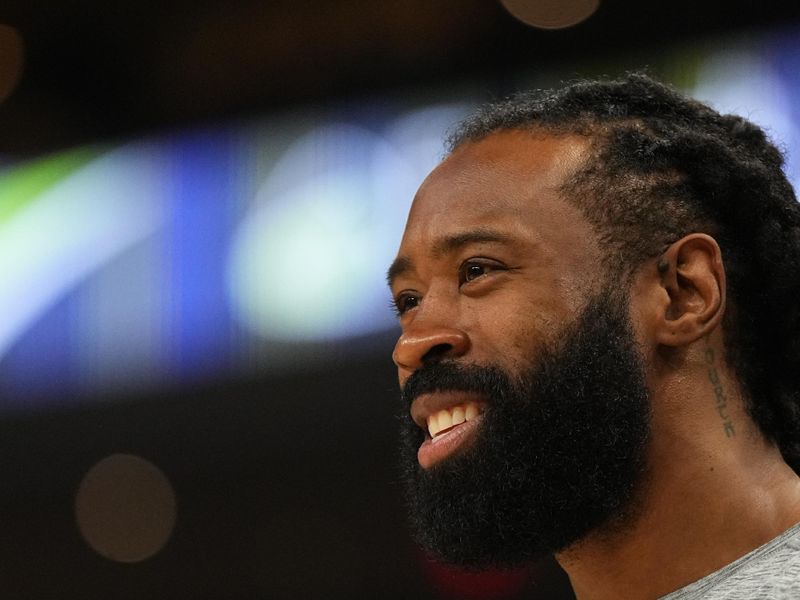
[[410, 394, 487, 469], [426, 401, 484, 438]]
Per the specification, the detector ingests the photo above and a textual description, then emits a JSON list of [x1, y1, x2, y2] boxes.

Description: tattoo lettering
[[704, 346, 735, 438]]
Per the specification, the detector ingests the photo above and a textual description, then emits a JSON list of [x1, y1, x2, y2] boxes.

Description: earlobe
[[653, 234, 726, 347]]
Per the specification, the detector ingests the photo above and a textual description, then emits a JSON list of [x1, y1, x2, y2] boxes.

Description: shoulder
[[708, 525, 800, 599], [767, 533, 800, 594], [662, 524, 800, 600]]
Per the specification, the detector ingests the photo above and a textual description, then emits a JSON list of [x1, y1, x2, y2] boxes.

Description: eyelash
[[390, 293, 420, 317], [391, 259, 505, 317]]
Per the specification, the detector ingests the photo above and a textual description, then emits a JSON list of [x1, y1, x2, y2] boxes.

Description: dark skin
[[389, 130, 800, 599]]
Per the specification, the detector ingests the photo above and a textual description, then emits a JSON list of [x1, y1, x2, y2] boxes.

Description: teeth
[[436, 411, 450, 432], [427, 402, 483, 438]]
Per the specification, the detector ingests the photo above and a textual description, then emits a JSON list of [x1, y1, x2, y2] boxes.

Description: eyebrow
[[386, 228, 513, 288]]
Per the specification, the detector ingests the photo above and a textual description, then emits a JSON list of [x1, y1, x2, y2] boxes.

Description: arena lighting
[[0, 103, 471, 406], [227, 104, 471, 343], [228, 103, 468, 342], [0, 145, 168, 359], [0, 24, 24, 103], [228, 123, 420, 341], [499, 0, 600, 29]]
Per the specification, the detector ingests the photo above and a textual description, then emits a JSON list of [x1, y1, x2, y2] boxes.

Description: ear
[[652, 233, 726, 347]]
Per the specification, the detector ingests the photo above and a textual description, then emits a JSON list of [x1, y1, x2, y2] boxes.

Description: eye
[[459, 259, 502, 285], [464, 263, 487, 282], [392, 292, 421, 316]]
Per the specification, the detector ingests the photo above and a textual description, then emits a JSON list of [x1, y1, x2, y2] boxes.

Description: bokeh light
[[499, 0, 600, 30], [75, 453, 177, 563], [0, 24, 24, 103], [227, 122, 417, 341]]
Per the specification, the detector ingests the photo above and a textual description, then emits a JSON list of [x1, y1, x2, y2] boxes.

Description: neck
[[556, 377, 800, 600]]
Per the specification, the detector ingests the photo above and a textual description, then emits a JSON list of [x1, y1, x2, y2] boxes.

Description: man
[[387, 73, 800, 599]]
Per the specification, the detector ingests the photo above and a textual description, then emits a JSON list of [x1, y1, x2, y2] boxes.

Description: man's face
[[388, 131, 651, 567]]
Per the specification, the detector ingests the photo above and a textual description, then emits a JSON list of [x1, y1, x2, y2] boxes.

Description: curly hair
[[447, 72, 800, 473]]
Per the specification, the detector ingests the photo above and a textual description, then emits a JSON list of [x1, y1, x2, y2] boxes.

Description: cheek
[[508, 315, 557, 367], [461, 280, 583, 369], [469, 304, 557, 372]]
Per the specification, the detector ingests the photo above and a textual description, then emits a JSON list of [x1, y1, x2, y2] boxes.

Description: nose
[[392, 324, 470, 374]]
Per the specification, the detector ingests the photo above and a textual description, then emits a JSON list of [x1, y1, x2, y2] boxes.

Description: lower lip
[[417, 415, 484, 469]]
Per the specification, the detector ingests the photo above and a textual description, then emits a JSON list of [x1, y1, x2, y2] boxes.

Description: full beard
[[398, 289, 651, 569]]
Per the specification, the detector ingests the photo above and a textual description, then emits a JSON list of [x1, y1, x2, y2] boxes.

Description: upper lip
[[410, 391, 488, 430]]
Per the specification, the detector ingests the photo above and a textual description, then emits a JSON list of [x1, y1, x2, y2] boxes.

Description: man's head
[[388, 73, 800, 568]]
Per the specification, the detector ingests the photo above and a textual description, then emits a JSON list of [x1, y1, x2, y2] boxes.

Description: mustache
[[401, 361, 514, 407]]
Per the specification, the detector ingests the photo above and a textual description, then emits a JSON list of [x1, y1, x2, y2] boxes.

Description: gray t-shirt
[[660, 522, 800, 599]]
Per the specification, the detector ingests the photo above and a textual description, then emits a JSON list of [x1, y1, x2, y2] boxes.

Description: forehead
[[398, 130, 597, 262]]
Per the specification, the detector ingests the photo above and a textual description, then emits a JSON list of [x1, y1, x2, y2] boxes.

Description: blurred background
[[0, 1, 799, 598]]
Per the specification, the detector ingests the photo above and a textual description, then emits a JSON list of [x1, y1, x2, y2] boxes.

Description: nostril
[[422, 343, 453, 364]]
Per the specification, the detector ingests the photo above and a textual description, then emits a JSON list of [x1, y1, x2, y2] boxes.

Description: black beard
[[397, 289, 651, 569]]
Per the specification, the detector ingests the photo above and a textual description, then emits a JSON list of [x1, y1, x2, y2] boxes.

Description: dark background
[[0, 1, 799, 598], [3, 0, 800, 158]]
